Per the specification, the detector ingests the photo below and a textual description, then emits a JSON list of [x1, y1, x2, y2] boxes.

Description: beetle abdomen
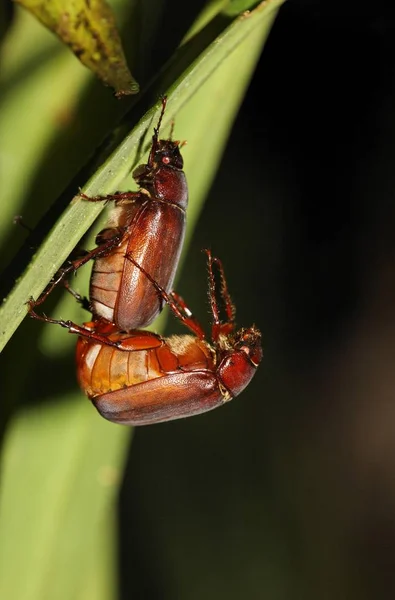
[[93, 370, 224, 426], [90, 239, 129, 324], [90, 201, 186, 331], [76, 331, 213, 403]]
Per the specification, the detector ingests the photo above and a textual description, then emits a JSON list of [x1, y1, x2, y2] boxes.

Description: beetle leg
[[63, 281, 90, 312], [27, 300, 139, 350], [211, 254, 236, 326], [168, 291, 206, 339], [79, 191, 140, 203], [203, 249, 236, 342], [124, 252, 206, 339], [31, 227, 127, 309], [13, 215, 33, 233]]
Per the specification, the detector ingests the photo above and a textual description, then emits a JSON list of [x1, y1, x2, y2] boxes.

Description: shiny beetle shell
[[90, 111, 187, 331], [76, 321, 262, 426]]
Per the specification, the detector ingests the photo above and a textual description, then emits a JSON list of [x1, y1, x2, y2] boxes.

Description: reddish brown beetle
[[75, 250, 262, 425], [29, 96, 187, 333]]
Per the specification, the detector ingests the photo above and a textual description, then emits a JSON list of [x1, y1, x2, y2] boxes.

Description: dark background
[[2, 1, 395, 599], [119, 3, 395, 599]]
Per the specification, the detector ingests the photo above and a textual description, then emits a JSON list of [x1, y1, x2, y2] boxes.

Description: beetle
[[75, 249, 262, 425], [29, 96, 188, 333]]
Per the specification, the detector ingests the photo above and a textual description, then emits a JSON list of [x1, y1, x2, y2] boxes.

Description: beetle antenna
[[155, 95, 167, 138], [169, 118, 175, 140], [148, 96, 168, 165]]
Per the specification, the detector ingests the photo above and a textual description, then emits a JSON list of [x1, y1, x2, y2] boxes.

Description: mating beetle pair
[[29, 98, 262, 425]]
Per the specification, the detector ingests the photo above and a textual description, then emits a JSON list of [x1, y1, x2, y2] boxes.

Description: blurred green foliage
[[14, 0, 139, 95]]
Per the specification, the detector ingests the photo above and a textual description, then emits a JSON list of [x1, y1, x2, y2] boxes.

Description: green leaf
[[13, 0, 139, 96], [0, 397, 130, 600]]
